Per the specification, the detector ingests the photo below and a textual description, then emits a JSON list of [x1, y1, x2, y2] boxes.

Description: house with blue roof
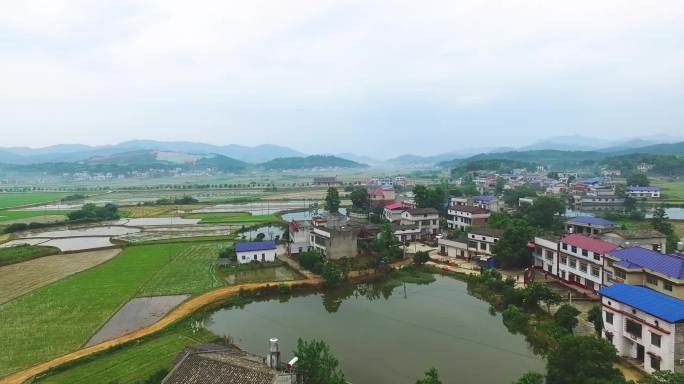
[[566, 215, 618, 236], [235, 241, 277, 264], [627, 185, 661, 199], [604, 247, 684, 299], [599, 283, 684, 373]]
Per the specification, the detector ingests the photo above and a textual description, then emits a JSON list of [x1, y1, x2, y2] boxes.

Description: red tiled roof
[[561, 234, 618, 254], [384, 202, 409, 210]]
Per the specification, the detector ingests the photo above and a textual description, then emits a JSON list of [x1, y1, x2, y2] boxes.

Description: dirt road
[[0, 278, 321, 384]]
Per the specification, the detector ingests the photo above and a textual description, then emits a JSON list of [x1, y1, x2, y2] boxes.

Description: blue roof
[[579, 177, 602, 184], [628, 185, 660, 192], [235, 241, 277, 252], [610, 247, 684, 280], [599, 284, 684, 323], [476, 195, 496, 202], [569, 215, 616, 226]]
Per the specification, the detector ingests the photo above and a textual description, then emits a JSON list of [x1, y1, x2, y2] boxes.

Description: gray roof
[[469, 226, 504, 238], [406, 208, 439, 215], [163, 344, 289, 384], [604, 229, 666, 239]]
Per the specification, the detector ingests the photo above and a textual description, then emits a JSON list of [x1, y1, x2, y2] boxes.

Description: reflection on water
[[206, 276, 544, 384]]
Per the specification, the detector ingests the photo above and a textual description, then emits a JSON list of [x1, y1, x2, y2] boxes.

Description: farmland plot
[[0, 192, 68, 210]]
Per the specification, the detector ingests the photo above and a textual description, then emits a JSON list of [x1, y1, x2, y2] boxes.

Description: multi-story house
[[600, 284, 684, 374], [579, 186, 625, 206], [533, 236, 560, 275], [558, 234, 619, 291], [601, 229, 667, 254], [310, 225, 358, 260], [438, 237, 471, 259], [473, 195, 503, 212], [369, 187, 396, 207], [566, 216, 618, 236], [627, 185, 661, 199], [446, 205, 490, 231], [383, 202, 414, 223], [603, 247, 684, 299], [467, 227, 503, 257], [400, 208, 439, 238]]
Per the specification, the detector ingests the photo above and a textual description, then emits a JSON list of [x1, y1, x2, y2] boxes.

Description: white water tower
[[268, 337, 281, 369]]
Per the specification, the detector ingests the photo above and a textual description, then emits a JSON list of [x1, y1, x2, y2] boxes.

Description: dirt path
[[0, 278, 321, 384]]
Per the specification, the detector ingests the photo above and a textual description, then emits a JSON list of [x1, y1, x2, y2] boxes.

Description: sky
[[1, 0, 684, 158]]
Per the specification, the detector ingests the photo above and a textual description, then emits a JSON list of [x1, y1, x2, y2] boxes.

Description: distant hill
[[0, 141, 304, 164], [260, 155, 367, 170], [438, 149, 606, 169], [603, 141, 684, 156]]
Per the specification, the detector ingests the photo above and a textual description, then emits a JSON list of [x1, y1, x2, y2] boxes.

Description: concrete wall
[[237, 249, 277, 264]]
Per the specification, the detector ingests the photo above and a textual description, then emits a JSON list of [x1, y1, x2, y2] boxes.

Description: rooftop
[[604, 229, 665, 239], [568, 215, 617, 227], [384, 202, 411, 210], [235, 241, 277, 252], [627, 185, 661, 192], [609, 247, 684, 280], [406, 207, 439, 216], [475, 195, 496, 202], [561, 234, 619, 254], [470, 226, 504, 238], [599, 284, 684, 323], [451, 206, 489, 214]]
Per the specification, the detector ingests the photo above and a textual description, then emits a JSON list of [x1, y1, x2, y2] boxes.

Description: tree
[[416, 367, 442, 384], [514, 372, 545, 384], [493, 220, 534, 268], [639, 370, 684, 384], [502, 305, 529, 334], [413, 251, 430, 265], [375, 222, 403, 261], [294, 338, 346, 384], [522, 196, 565, 230], [524, 282, 561, 312], [546, 336, 627, 384], [321, 262, 345, 288], [325, 187, 340, 213], [651, 205, 679, 253], [547, 172, 559, 180], [503, 185, 537, 208], [553, 304, 580, 333], [255, 233, 266, 241], [349, 187, 369, 212], [413, 185, 446, 209], [495, 177, 507, 195], [587, 305, 604, 336], [299, 250, 325, 274], [626, 173, 650, 186], [218, 246, 237, 263]]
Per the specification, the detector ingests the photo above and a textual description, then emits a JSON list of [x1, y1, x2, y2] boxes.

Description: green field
[[673, 220, 684, 238], [653, 181, 684, 202], [0, 192, 68, 210], [0, 210, 71, 223], [36, 325, 215, 384], [0, 243, 190, 377], [186, 212, 281, 224], [0, 245, 60, 266], [137, 242, 227, 296]]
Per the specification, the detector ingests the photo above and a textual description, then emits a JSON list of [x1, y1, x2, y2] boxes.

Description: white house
[[235, 241, 277, 264], [467, 227, 503, 257], [600, 284, 684, 374], [400, 208, 439, 238], [558, 234, 618, 291], [627, 185, 661, 199], [533, 236, 559, 275], [438, 238, 471, 259]]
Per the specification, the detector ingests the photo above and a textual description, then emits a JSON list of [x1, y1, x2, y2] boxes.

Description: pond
[[221, 265, 303, 285], [205, 276, 544, 384], [25, 225, 140, 238], [566, 207, 684, 220], [194, 201, 315, 216], [280, 207, 348, 221]]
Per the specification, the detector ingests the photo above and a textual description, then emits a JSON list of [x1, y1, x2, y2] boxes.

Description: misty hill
[[437, 149, 606, 169], [0, 140, 304, 165], [260, 155, 368, 170]]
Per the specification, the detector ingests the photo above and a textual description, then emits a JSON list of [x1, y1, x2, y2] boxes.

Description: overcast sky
[[2, 0, 683, 157]]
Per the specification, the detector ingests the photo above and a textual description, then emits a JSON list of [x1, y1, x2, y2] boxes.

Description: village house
[[286, 220, 312, 256], [473, 195, 503, 212], [392, 223, 421, 242], [600, 284, 684, 374], [235, 241, 277, 264], [533, 235, 561, 275], [558, 234, 619, 291], [438, 237, 471, 259], [603, 247, 684, 299], [601, 229, 667, 254], [446, 205, 490, 231], [369, 186, 396, 207], [467, 227, 503, 258], [579, 186, 625, 206], [567, 216, 618, 236], [313, 176, 338, 186], [400, 208, 439, 238], [383, 202, 414, 223], [162, 341, 296, 384], [627, 185, 661, 199]]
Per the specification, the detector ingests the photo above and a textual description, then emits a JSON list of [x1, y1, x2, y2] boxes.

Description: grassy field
[[0, 210, 71, 223], [0, 192, 68, 210], [137, 242, 226, 297], [0, 243, 190, 377], [186, 212, 281, 224], [36, 325, 215, 384], [119, 204, 205, 218], [0, 244, 60, 266], [653, 181, 684, 202], [672, 220, 684, 238]]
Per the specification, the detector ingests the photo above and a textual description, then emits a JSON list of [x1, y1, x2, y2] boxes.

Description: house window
[[571, 246, 577, 253], [561, 243, 567, 250], [591, 267, 600, 277], [646, 275, 658, 286], [560, 256, 567, 265], [253, 254, 258, 260], [241, 255, 246, 260], [651, 333, 661, 348], [615, 269, 626, 279], [651, 356, 660, 371], [664, 282, 673, 291], [605, 311, 613, 324], [579, 262, 588, 273], [582, 249, 588, 257], [570, 259, 577, 268], [625, 319, 642, 339], [593, 252, 600, 261], [480, 242, 486, 250], [545, 250, 554, 261]]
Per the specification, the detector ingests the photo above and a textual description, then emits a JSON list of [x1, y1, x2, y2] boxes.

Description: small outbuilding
[[235, 241, 277, 264]]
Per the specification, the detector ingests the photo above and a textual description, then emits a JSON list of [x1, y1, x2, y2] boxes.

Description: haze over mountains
[[1, 135, 683, 167]]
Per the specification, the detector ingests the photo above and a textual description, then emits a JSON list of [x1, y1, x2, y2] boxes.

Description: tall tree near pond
[[546, 336, 628, 384], [493, 219, 534, 268], [587, 305, 604, 336], [294, 338, 346, 384], [626, 173, 650, 186], [413, 185, 447, 209], [349, 187, 369, 212], [651, 204, 679, 253], [521, 195, 565, 230], [513, 372, 545, 384], [325, 187, 340, 213], [416, 367, 443, 384], [639, 370, 684, 384], [553, 304, 580, 333], [375, 222, 404, 261]]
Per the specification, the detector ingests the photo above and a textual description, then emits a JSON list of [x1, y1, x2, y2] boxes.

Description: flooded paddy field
[[193, 200, 314, 215], [117, 217, 201, 226]]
